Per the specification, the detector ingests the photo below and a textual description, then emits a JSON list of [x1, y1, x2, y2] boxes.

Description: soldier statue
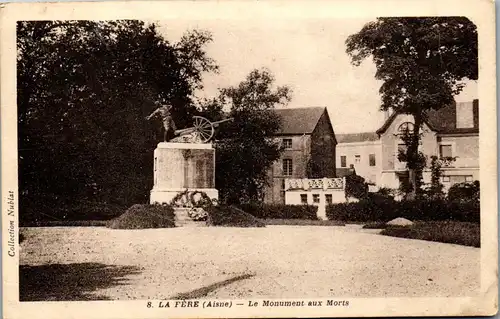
[[145, 102, 177, 142]]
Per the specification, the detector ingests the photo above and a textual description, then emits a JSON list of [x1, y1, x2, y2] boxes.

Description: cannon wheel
[[193, 116, 215, 142]]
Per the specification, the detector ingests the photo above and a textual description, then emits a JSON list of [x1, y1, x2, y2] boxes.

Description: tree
[[17, 21, 217, 221], [346, 17, 478, 198], [426, 155, 456, 199], [200, 68, 292, 204], [396, 127, 427, 197]]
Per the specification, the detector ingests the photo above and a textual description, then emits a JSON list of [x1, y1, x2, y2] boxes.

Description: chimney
[[456, 101, 474, 129]]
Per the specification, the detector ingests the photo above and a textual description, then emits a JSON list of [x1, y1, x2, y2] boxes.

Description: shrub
[[206, 205, 265, 227], [21, 220, 110, 227], [448, 181, 480, 202], [20, 200, 126, 226], [326, 196, 396, 222], [381, 221, 480, 247], [345, 174, 369, 199], [375, 187, 396, 199], [107, 204, 175, 229], [238, 203, 318, 220], [326, 198, 479, 223]]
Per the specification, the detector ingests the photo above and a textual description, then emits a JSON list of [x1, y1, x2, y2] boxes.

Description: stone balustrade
[[284, 177, 345, 191]]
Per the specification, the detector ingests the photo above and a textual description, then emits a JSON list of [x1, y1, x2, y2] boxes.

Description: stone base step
[[174, 208, 207, 227], [176, 220, 207, 227]]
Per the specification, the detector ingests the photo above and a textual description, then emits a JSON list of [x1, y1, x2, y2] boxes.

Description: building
[[283, 176, 349, 219], [263, 107, 337, 204], [335, 99, 479, 191]]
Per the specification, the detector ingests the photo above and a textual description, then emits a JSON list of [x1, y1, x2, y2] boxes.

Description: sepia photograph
[[1, 1, 497, 318]]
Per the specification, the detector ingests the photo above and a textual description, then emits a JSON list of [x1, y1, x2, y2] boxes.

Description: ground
[[19, 226, 480, 301]]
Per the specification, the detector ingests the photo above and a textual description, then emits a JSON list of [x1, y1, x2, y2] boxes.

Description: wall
[[336, 141, 382, 184], [379, 114, 438, 173], [310, 111, 337, 178], [285, 189, 346, 220], [439, 135, 479, 168], [263, 134, 311, 203], [438, 134, 479, 190]]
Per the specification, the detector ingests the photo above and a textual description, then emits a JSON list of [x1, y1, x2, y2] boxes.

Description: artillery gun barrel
[[174, 127, 196, 135], [212, 117, 234, 127]]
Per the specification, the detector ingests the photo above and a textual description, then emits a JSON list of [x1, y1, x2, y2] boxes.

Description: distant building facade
[[335, 100, 479, 192], [263, 107, 337, 204]]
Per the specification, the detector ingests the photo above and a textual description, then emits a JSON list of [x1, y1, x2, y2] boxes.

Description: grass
[[263, 219, 345, 226], [380, 221, 480, 247], [206, 205, 265, 227], [107, 204, 175, 229]]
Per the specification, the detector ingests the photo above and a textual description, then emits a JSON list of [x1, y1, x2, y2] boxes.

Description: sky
[[156, 18, 478, 134]]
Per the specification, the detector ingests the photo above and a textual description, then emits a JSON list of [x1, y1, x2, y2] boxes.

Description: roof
[[336, 132, 379, 144], [273, 107, 326, 135], [376, 100, 479, 135]]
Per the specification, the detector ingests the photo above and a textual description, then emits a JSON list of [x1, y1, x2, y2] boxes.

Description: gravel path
[[20, 226, 480, 301]]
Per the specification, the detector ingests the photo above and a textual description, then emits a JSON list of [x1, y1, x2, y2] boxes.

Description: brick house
[[335, 99, 479, 192], [263, 107, 337, 204]]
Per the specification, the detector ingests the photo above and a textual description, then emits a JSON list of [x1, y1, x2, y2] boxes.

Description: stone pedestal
[[150, 142, 218, 204]]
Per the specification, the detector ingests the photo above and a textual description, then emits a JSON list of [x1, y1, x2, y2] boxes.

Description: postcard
[[1, 0, 497, 318]]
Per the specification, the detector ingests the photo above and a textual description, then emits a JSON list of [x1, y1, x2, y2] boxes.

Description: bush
[[21, 220, 110, 227], [448, 181, 480, 202], [326, 198, 479, 223], [21, 200, 126, 226], [381, 221, 480, 247], [238, 203, 318, 220], [107, 204, 175, 229], [345, 174, 369, 199], [206, 205, 265, 227], [326, 195, 396, 222]]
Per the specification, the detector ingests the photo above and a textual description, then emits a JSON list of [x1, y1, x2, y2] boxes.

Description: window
[[355, 155, 361, 164], [313, 194, 320, 203], [281, 179, 285, 190], [282, 159, 293, 176], [397, 122, 415, 135], [369, 154, 376, 166], [442, 176, 450, 182], [340, 156, 347, 168], [300, 194, 308, 204], [283, 139, 292, 149], [325, 194, 333, 205], [439, 144, 453, 158]]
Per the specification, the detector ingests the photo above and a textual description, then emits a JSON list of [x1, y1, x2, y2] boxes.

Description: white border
[[1, 1, 497, 318]]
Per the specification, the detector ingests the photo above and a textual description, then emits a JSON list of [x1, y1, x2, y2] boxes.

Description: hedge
[[20, 200, 126, 226], [238, 203, 318, 220], [326, 198, 479, 223]]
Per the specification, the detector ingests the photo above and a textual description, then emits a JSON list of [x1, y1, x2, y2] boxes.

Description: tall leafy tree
[[200, 68, 292, 204], [17, 21, 217, 221], [345, 17, 478, 198]]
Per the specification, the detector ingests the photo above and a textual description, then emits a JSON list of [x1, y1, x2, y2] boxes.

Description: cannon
[[174, 116, 233, 143]]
